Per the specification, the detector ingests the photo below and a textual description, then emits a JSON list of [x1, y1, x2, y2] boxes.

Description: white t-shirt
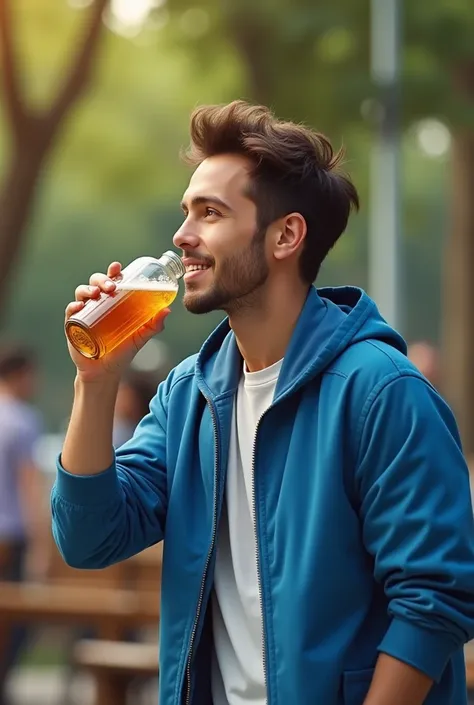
[[211, 358, 283, 705]]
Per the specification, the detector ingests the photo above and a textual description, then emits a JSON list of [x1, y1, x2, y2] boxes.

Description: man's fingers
[[65, 300, 85, 322], [88, 273, 116, 293], [107, 262, 122, 279], [75, 285, 100, 302]]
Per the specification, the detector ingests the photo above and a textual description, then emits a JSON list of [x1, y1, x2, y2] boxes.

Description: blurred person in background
[[0, 344, 49, 705], [53, 102, 474, 705], [408, 341, 441, 389], [113, 370, 162, 448], [407, 342, 474, 506]]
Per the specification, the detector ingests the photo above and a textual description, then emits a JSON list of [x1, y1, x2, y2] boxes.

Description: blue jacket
[[52, 286, 474, 705]]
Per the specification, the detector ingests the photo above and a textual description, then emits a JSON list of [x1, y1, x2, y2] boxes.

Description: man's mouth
[[184, 263, 212, 281], [185, 264, 210, 273]]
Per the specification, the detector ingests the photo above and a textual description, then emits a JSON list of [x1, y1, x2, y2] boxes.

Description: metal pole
[[369, 0, 402, 329]]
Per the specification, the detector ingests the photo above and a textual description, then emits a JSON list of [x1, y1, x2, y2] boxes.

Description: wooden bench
[[0, 582, 160, 638], [35, 540, 163, 638], [0, 542, 163, 702], [73, 639, 159, 705]]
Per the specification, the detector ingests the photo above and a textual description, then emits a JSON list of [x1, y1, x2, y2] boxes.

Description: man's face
[[173, 154, 270, 315]]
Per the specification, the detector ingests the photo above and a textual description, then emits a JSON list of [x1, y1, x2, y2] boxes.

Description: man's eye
[[205, 208, 219, 217]]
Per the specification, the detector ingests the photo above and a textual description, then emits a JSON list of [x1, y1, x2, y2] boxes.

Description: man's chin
[[183, 292, 221, 315]]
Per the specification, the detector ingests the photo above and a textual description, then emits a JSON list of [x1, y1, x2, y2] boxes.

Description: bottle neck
[[159, 250, 185, 280]]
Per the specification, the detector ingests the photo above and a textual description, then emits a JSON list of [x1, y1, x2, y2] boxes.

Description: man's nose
[[173, 222, 200, 251]]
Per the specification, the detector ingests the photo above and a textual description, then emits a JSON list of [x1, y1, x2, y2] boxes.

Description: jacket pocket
[[342, 668, 375, 705]]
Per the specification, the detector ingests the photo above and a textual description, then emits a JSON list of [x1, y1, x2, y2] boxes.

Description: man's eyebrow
[[180, 195, 234, 213]]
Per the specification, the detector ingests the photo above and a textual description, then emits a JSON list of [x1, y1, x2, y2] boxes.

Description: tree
[[0, 0, 109, 316], [166, 0, 370, 131]]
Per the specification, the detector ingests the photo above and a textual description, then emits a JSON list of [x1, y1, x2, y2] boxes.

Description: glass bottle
[[65, 250, 185, 359]]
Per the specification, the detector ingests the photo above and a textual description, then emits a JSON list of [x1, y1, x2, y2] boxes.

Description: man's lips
[[183, 266, 212, 281]]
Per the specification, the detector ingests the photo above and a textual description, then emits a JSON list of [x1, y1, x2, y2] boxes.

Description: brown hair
[[183, 100, 360, 284], [0, 343, 36, 380]]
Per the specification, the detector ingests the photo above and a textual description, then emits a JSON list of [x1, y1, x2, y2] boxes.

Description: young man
[[53, 101, 474, 705]]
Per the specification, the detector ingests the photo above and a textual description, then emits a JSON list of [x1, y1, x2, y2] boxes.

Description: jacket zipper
[[251, 411, 269, 705], [184, 397, 220, 705]]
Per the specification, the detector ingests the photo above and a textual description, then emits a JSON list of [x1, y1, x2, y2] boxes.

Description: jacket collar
[[194, 286, 375, 402]]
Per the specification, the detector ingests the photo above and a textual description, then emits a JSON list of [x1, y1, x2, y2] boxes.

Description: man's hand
[[65, 261, 170, 383], [363, 653, 433, 705], [62, 261, 170, 475]]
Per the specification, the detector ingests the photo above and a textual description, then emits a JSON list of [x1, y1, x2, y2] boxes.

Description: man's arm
[[363, 654, 433, 705], [53, 263, 172, 569], [52, 377, 171, 569], [61, 262, 169, 477], [355, 373, 474, 694], [60, 375, 119, 476]]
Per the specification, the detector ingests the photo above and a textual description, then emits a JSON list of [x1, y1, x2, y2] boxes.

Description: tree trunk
[[441, 130, 474, 453], [0, 0, 109, 320], [0, 142, 49, 306], [221, 0, 275, 105], [227, 20, 274, 105]]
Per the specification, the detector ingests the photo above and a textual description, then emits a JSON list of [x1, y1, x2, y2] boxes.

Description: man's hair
[[0, 343, 36, 380], [183, 100, 360, 283]]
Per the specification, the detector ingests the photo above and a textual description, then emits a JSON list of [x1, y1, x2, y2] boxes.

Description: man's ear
[[273, 213, 307, 261]]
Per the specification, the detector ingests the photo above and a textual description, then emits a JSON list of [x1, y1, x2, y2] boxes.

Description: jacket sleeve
[[355, 373, 474, 682], [51, 380, 169, 569]]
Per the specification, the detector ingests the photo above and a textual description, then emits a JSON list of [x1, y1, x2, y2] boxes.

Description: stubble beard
[[183, 227, 269, 316]]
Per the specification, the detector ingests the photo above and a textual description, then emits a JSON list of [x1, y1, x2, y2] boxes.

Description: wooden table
[[0, 581, 159, 639]]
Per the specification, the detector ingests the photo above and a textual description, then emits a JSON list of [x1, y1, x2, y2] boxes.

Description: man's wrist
[[74, 372, 121, 394]]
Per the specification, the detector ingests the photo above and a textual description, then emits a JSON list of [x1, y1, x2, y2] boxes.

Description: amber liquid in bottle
[[66, 281, 178, 359]]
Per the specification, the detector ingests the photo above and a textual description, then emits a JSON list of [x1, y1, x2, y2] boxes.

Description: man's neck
[[228, 279, 310, 373]]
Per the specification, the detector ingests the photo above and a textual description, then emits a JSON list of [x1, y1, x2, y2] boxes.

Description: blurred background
[[1, 0, 474, 703]]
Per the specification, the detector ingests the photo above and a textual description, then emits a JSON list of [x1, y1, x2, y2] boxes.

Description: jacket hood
[[194, 286, 407, 402]]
